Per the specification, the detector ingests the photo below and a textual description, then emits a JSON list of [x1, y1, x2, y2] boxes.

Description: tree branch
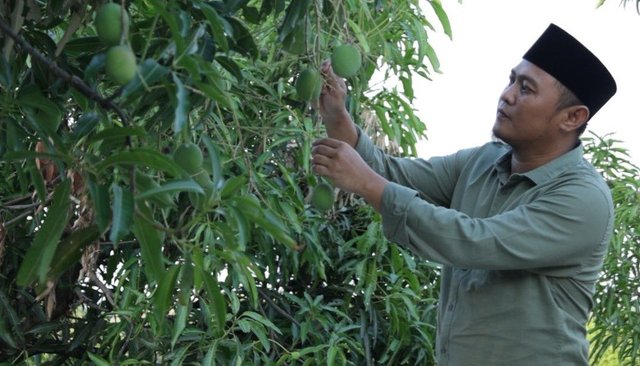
[[0, 17, 130, 129]]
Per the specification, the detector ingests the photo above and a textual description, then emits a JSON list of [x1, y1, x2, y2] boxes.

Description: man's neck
[[510, 140, 578, 175]]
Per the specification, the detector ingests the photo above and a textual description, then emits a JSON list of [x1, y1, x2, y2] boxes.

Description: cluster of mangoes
[[173, 143, 217, 210], [295, 44, 362, 101], [95, 3, 137, 86], [296, 44, 362, 213]]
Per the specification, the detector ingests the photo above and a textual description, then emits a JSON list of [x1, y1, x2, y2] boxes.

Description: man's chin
[[491, 125, 508, 145]]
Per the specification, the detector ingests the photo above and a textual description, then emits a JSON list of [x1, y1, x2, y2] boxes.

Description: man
[[310, 24, 617, 365]]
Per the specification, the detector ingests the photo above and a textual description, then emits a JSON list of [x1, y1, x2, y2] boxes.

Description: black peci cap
[[523, 23, 617, 120]]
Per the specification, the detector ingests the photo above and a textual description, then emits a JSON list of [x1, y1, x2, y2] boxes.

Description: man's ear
[[559, 105, 590, 133]]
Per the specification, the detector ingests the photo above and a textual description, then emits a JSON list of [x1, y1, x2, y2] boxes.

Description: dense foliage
[[0, 0, 451, 364]]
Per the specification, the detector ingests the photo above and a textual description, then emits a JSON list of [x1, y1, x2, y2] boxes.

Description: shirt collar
[[494, 142, 584, 185]]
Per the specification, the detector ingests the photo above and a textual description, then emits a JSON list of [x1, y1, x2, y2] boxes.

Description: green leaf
[[429, 1, 452, 40], [0, 289, 23, 347], [27, 161, 47, 204], [172, 73, 189, 133], [95, 149, 188, 178], [17, 179, 72, 287], [242, 311, 282, 335], [135, 179, 204, 201], [0, 53, 11, 88], [202, 136, 223, 188], [121, 59, 170, 100], [226, 205, 248, 250], [109, 184, 134, 245], [47, 226, 100, 281], [179, 253, 194, 306], [171, 303, 188, 349], [131, 203, 165, 284], [201, 3, 229, 52], [1, 151, 69, 163], [153, 265, 180, 328], [72, 111, 101, 139], [277, 0, 311, 42], [86, 126, 148, 146], [87, 352, 110, 366], [346, 19, 370, 54], [196, 258, 226, 336], [88, 180, 111, 234], [26, 322, 63, 334], [220, 174, 247, 198], [148, 0, 185, 57]]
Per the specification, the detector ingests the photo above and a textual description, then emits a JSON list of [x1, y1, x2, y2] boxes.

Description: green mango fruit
[[105, 45, 137, 85], [296, 68, 322, 101], [311, 183, 334, 212], [331, 44, 362, 78], [95, 3, 130, 46], [173, 143, 203, 175]]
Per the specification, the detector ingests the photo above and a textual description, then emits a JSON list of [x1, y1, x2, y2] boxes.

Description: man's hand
[[311, 59, 350, 124], [311, 137, 389, 212]]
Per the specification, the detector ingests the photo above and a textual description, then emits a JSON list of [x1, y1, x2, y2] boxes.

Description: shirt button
[[440, 347, 447, 354], [448, 304, 454, 311]]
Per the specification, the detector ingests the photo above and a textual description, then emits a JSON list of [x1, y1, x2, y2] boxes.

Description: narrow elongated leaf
[[72, 111, 101, 139], [121, 59, 170, 100], [28, 161, 47, 204], [135, 179, 203, 201], [95, 149, 187, 177], [201, 4, 229, 52], [179, 252, 194, 305], [0, 53, 11, 88], [220, 174, 247, 198], [87, 352, 110, 366], [172, 73, 189, 133], [0, 289, 23, 346], [88, 181, 111, 234], [196, 259, 226, 336], [429, 1, 452, 40], [202, 136, 223, 188], [226, 205, 248, 250], [242, 311, 282, 335], [17, 179, 72, 286], [153, 265, 180, 328], [2, 151, 69, 162], [171, 303, 188, 349], [131, 203, 165, 284], [148, 0, 185, 56], [86, 126, 147, 146], [47, 226, 100, 281], [109, 184, 134, 245]]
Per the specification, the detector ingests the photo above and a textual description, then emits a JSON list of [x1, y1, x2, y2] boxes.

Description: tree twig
[[89, 273, 115, 307], [257, 288, 300, 327]]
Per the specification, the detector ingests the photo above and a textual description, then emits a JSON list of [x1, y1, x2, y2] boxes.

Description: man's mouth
[[497, 109, 510, 119]]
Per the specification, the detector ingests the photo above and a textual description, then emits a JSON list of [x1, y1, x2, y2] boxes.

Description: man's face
[[493, 60, 563, 149]]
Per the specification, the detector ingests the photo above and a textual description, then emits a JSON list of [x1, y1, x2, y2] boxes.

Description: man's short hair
[[554, 80, 588, 136]]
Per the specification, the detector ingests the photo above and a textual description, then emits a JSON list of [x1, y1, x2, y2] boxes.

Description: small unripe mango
[[296, 68, 322, 101], [331, 44, 361, 78], [105, 45, 137, 85], [95, 3, 130, 47], [173, 143, 203, 174], [311, 183, 334, 212]]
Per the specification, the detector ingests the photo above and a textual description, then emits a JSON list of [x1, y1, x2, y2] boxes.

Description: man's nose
[[500, 83, 516, 105]]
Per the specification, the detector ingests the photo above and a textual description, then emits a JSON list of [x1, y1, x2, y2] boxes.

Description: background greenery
[[0, 0, 637, 365]]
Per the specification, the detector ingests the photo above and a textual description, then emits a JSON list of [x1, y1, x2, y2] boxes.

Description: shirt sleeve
[[379, 180, 613, 274], [353, 124, 474, 208]]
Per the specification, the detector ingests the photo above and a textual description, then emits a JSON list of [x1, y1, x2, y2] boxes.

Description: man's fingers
[[311, 154, 332, 167], [312, 137, 342, 148], [311, 144, 338, 158]]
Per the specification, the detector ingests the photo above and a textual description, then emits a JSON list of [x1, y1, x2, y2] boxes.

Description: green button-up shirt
[[354, 125, 613, 366]]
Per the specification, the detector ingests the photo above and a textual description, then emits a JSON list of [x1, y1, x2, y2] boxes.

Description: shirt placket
[[439, 268, 473, 364]]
